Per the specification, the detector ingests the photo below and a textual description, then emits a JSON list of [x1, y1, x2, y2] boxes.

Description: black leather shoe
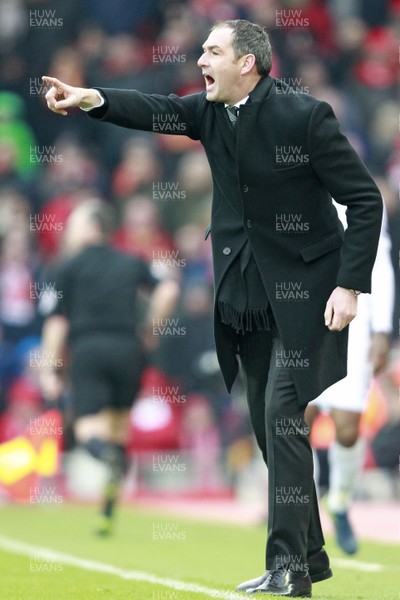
[[247, 569, 312, 597], [236, 548, 332, 591], [307, 548, 332, 583], [237, 571, 269, 592]]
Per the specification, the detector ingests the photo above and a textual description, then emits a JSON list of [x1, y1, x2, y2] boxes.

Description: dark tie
[[226, 105, 239, 127]]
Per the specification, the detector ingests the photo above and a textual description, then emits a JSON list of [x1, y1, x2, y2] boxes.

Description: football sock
[[327, 438, 365, 513], [83, 437, 110, 461], [83, 438, 127, 519]]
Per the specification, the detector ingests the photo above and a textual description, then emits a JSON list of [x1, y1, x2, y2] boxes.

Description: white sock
[[327, 438, 366, 513], [312, 448, 320, 501]]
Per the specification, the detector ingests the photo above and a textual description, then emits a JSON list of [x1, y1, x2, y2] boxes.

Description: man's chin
[[205, 87, 220, 102]]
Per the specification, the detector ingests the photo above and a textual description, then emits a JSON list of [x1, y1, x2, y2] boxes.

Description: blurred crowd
[[0, 0, 399, 490]]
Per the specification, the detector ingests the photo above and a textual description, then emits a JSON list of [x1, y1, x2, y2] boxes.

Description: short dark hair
[[212, 19, 272, 78]]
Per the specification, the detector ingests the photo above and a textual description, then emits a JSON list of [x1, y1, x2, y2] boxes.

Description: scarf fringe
[[218, 300, 270, 333]]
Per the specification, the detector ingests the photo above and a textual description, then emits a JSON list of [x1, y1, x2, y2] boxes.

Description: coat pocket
[[299, 231, 343, 263], [272, 163, 313, 178]]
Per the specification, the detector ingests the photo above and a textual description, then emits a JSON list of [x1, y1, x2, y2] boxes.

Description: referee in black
[[40, 199, 178, 534]]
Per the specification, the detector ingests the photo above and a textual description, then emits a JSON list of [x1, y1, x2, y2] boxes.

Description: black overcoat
[[89, 76, 383, 405]]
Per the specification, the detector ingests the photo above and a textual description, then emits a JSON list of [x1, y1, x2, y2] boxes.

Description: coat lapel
[[237, 76, 275, 148]]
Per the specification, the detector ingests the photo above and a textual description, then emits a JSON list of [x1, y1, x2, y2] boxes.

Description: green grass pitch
[[0, 503, 398, 599]]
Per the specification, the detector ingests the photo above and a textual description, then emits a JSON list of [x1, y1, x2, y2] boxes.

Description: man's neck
[[228, 75, 262, 105]]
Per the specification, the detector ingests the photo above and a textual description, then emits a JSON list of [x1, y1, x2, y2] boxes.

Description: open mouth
[[204, 74, 215, 89]]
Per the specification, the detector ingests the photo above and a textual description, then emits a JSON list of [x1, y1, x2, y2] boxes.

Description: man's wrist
[[79, 89, 104, 111], [337, 286, 361, 296]]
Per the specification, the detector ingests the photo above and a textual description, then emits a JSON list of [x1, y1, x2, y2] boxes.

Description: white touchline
[[0, 536, 244, 600], [330, 558, 385, 573], [0, 535, 387, 600]]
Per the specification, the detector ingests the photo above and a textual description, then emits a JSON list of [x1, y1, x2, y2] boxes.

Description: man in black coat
[[43, 18, 382, 598]]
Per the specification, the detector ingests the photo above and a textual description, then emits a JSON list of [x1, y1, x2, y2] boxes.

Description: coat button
[[243, 185, 249, 193], [223, 247, 231, 255], [246, 219, 253, 228]]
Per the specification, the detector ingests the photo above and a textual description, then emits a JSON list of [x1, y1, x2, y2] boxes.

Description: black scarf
[[217, 240, 271, 333]]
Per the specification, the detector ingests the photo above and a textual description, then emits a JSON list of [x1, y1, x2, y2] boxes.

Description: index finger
[[42, 75, 62, 88]]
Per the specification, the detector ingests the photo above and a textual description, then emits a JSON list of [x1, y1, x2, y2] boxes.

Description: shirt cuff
[[79, 89, 105, 112]]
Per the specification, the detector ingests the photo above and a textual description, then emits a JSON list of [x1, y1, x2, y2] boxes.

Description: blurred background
[[0, 0, 399, 533]]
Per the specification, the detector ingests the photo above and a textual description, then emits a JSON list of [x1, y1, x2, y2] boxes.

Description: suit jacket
[[89, 76, 383, 405]]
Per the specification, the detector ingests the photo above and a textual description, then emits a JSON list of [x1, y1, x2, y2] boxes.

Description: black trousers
[[238, 325, 325, 571]]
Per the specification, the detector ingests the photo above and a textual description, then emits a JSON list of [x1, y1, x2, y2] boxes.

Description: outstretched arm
[[42, 75, 203, 139], [42, 76, 103, 115]]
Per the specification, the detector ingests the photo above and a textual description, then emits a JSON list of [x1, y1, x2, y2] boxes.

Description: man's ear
[[240, 54, 256, 75]]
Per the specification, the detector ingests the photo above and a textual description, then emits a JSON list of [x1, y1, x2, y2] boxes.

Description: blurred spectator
[[0, 228, 40, 344], [113, 194, 175, 262], [0, 189, 30, 237], [0, 337, 43, 442], [368, 100, 400, 173], [350, 27, 398, 123], [0, 92, 38, 177], [36, 138, 105, 203], [174, 223, 213, 287], [155, 281, 235, 449], [181, 394, 222, 491], [0, 326, 21, 415], [156, 282, 216, 394], [83, 0, 162, 36], [111, 136, 161, 200]]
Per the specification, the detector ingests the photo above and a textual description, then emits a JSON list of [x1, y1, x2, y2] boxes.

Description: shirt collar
[[224, 96, 249, 108]]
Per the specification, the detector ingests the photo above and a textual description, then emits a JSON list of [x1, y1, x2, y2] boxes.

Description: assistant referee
[[40, 199, 178, 534]]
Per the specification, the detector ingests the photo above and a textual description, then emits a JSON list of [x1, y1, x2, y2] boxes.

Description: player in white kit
[[306, 202, 394, 554]]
